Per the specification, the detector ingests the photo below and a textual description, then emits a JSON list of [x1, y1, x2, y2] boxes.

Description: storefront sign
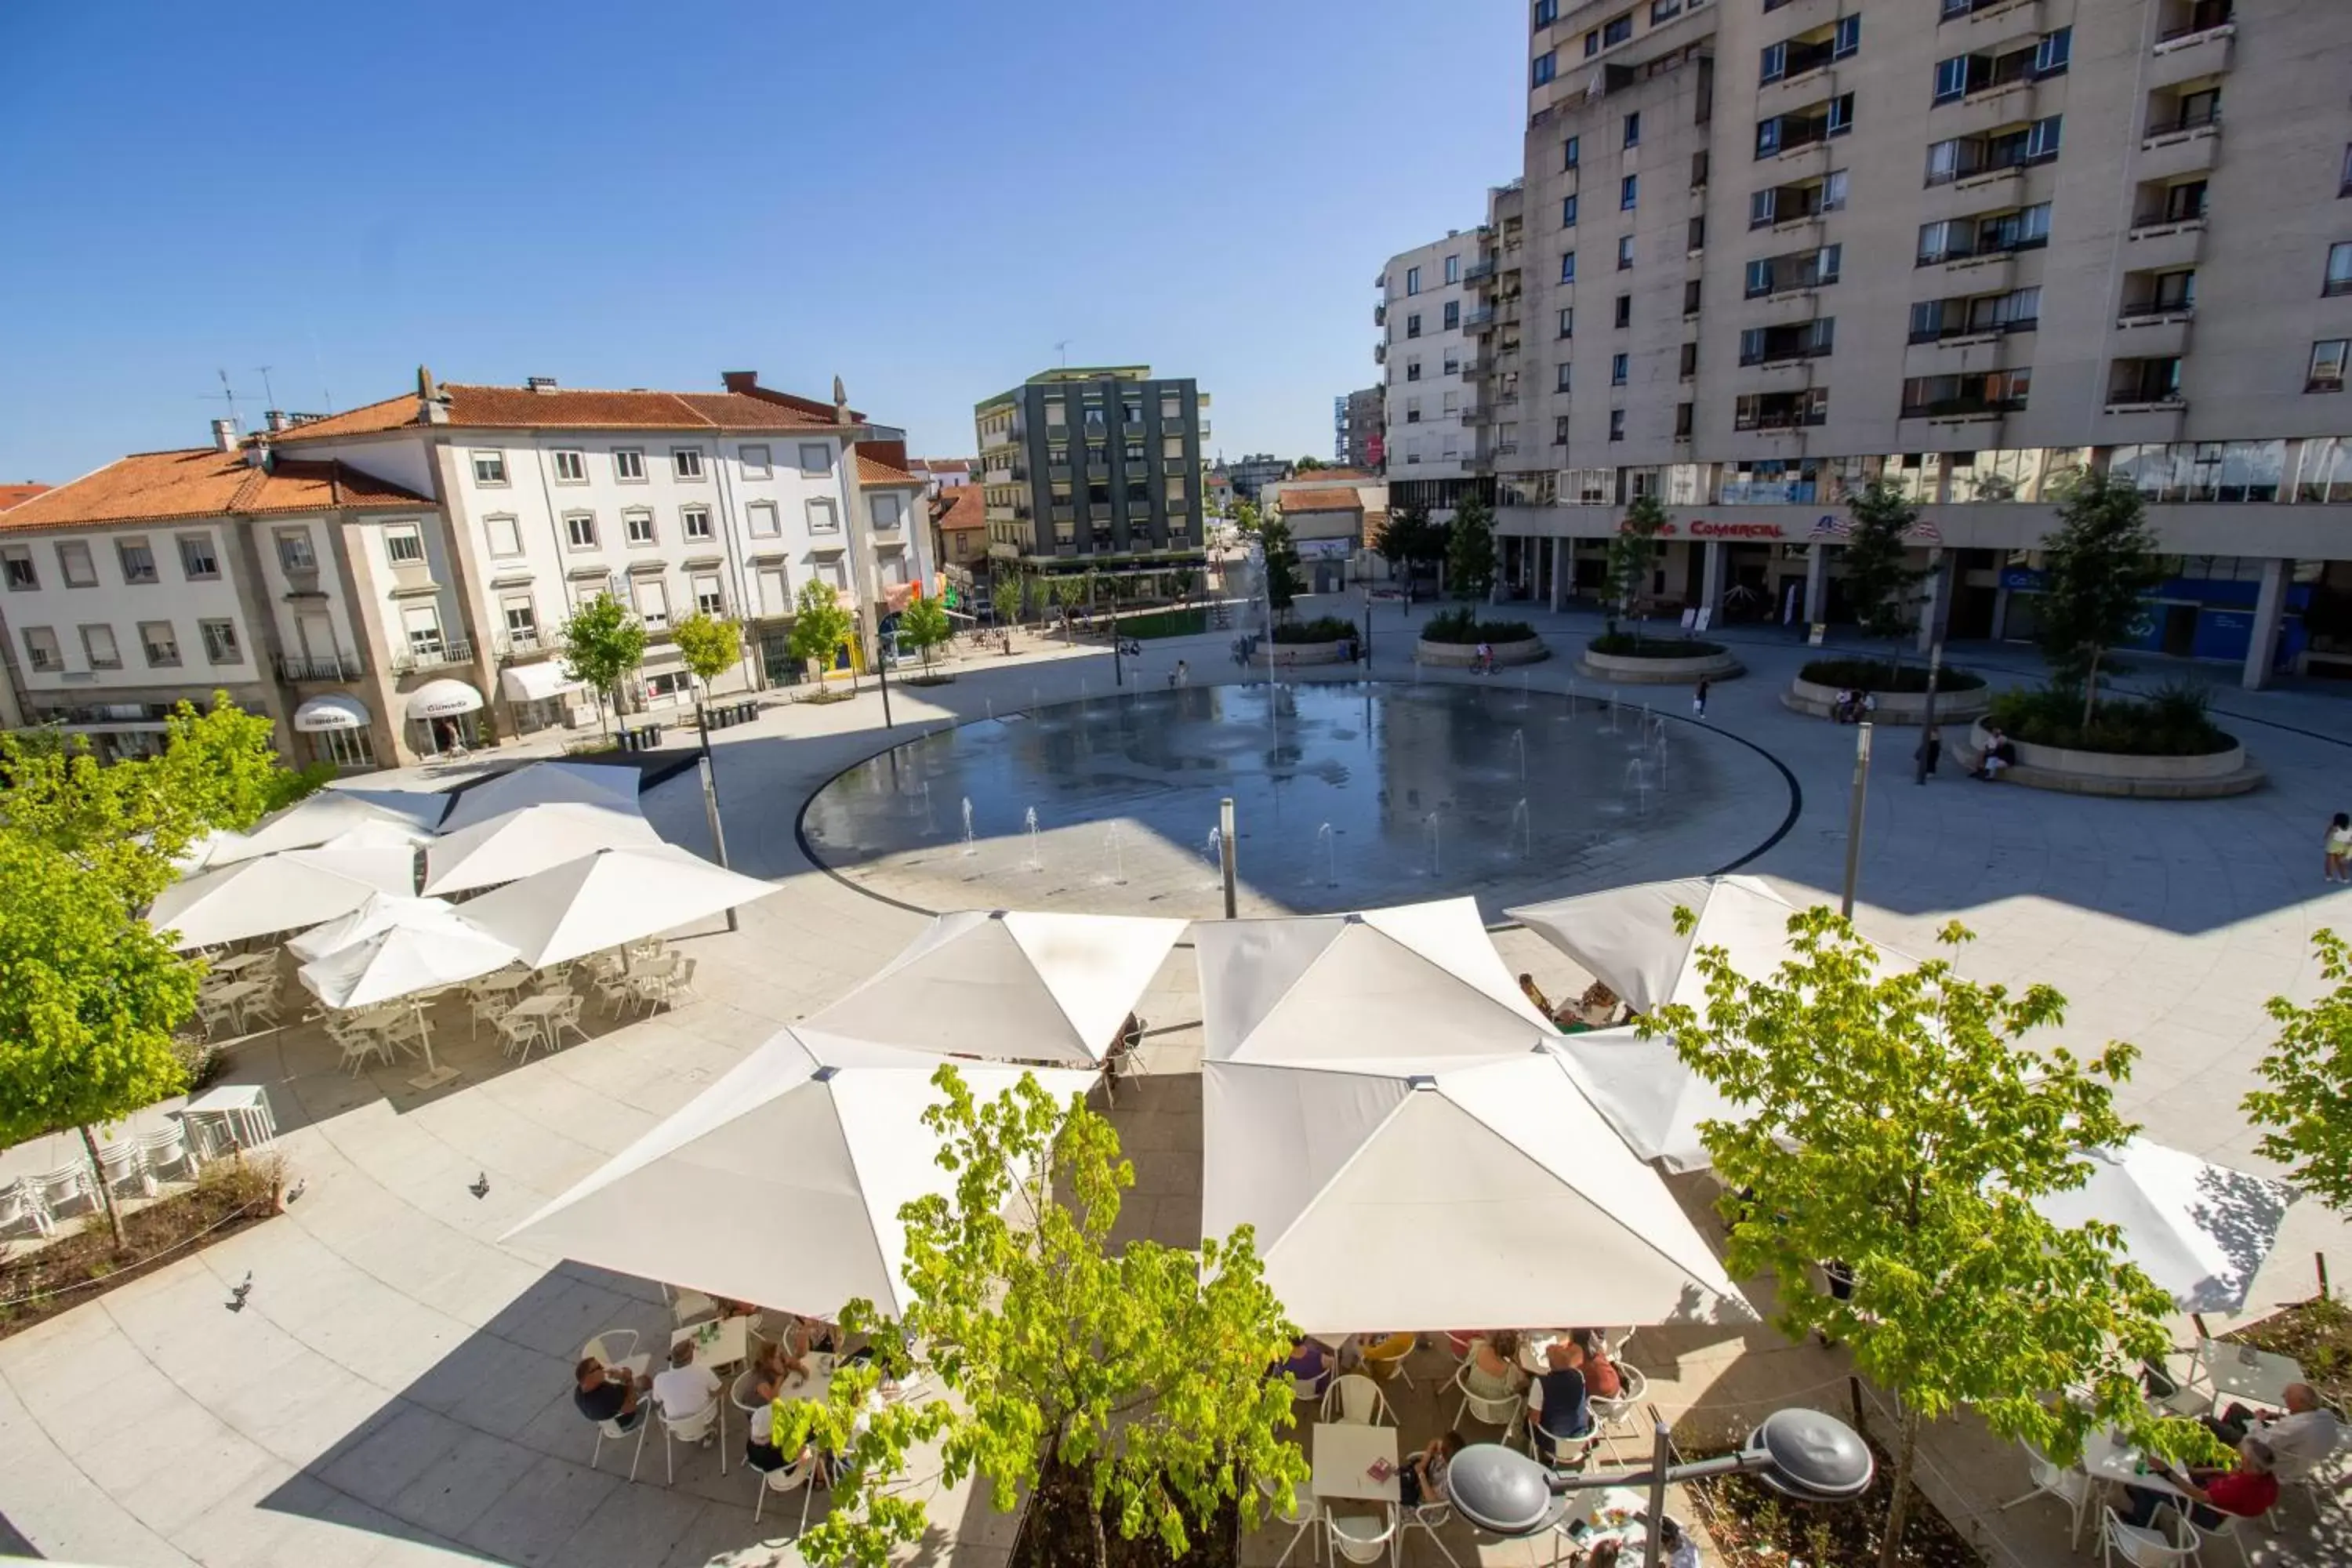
[[1687, 520, 1789, 539]]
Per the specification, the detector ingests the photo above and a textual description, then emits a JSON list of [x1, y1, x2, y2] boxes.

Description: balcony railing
[[2117, 302, 2195, 323], [1900, 396, 2027, 419], [389, 637, 474, 675], [1463, 258, 1499, 284], [1907, 316, 2039, 344], [1460, 306, 1497, 330], [1940, 0, 2033, 20], [275, 653, 365, 683], [2143, 108, 2220, 141], [1739, 344, 1834, 367]]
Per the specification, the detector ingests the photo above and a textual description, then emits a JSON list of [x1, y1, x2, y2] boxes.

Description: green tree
[[1650, 908, 2209, 1568], [1371, 504, 1432, 604], [1169, 566, 1196, 606], [1231, 499, 1262, 540], [1609, 494, 1669, 642], [670, 610, 742, 709], [1842, 480, 1932, 678], [990, 574, 1023, 632], [1294, 456, 1325, 472], [0, 833, 201, 1246], [2038, 469, 2165, 728], [558, 592, 649, 737], [896, 595, 952, 673], [1258, 514, 1301, 622], [1049, 574, 1087, 641], [2242, 929, 2352, 1214], [1444, 495, 1497, 606], [779, 1067, 1307, 1568], [787, 578, 857, 691]]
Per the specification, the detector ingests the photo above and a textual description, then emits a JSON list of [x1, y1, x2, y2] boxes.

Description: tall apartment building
[[1334, 386, 1387, 469], [1223, 453, 1294, 503], [1492, 0, 2352, 684], [973, 368, 1209, 583], [0, 370, 929, 768], [1375, 228, 1500, 517]]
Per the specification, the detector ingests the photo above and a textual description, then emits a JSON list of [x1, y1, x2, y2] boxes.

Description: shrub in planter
[[1272, 615, 1356, 644], [1422, 608, 1537, 644], [1985, 681, 2232, 757], [1589, 632, 1727, 659], [1800, 658, 1987, 695]]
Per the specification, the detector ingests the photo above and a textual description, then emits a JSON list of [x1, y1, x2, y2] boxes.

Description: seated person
[[1526, 1340, 1596, 1463], [650, 1340, 722, 1435], [1277, 1337, 1329, 1390], [1463, 1330, 1528, 1403], [573, 1354, 650, 1432], [1573, 1328, 1623, 1400], [755, 1329, 810, 1385], [1396, 1429, 1466, 1510], [2122, 1436, 2279, 1531], [1519, 973, 1555, 1020], [2205, 1382, 2341, 1470], [745, 1367, 792, 1472], [1658, 1517, 1700, 1568]]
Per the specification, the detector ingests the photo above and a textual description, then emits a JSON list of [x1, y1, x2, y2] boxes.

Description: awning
[[406, 679, 485, 720], [292, 694, 371, 732], [499, 662, 585, 704]]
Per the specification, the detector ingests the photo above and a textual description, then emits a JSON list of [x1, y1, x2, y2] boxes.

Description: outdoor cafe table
[[211, 979, 275, 1030], [2081, 1430, 2194, 1504], [209, 950, 276, 977], [1311, 1421, 1399, 1506], [501, 994, 571, 1053], [350, 1004, 458, 1091], [673, 1315, 750, 1374], [2205, 1343, 2304, 1412]]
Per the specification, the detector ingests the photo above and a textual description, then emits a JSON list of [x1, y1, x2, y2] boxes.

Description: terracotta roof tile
[[916, 458, 973, 474], [0, 483, 49, 511], [1277, 486, 1367, 514], [855, 452, 924, 487], [0, 448, 432, 532], [933, 486, 986, 533], [269, 383, 840, 444]]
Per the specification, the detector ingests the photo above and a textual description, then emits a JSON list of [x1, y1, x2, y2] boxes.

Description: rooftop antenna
[[253, 365, 278, 409], [216, 369, 240, 430], [1054, 339, 1073, 368]]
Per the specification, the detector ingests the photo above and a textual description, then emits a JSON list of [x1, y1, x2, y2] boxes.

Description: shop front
[[292, 693, 378, 771], [497, 660, 587, 736], [405, 678, 484, 757], [1997, 565, 2310, 668]]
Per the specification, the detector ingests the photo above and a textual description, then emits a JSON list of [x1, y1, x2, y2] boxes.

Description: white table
[[474, 968, 532, 996], [501, 994, 572, 1053], [209, 951, 275, 977], [210, 979, 274, 1030], [351, 1004, 457, 1091], [1311, 1421, 1399, 1504], [1519, 1330, 1569, 1375], [2206, 1344, 2303, 1412], [673, 1315, 750, 1374], [2082, 1430, 2192, 1502]]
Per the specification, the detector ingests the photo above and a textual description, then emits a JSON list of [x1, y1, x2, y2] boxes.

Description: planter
[[1417, 636, 1549, 668], [1964, 720, 2264, 799], [1784, 675, 1990, 727], [1576, 643, 1744, 684], [1266, 639, 1351, 667]]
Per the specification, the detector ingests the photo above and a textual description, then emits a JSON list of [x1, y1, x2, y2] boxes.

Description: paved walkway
[[0, 604, 2346, 1565]]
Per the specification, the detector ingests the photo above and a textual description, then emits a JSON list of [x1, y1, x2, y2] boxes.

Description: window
[[2309, 341, 2349, 394], [1406, 313, 1424, 338], [401, 604, 445, 662], [632, 577, 670, 630], [1676, 403, 1694, 437], [1609, 410, 1627, 442], [501, 593, 538, 643], [1554, 415, 1572, 445], [1, 545, 34, 590], [1443, 300, 1461, 329], [1533, 51, 1556, 86], [1689, 215, 1706, 252], [1406, 360, 1423, 382], [1563, 135, 1581, 169], [1692, 149, 1710, 188], [139, 621, 179, 667], [552, 450, 587, 483], [672, 448, 705, 480], [1761, 42, 1788, 84], [1406, 399, 1423, 423], [738, 444, 771, 478], [1558, 307, 1576, 338], [1561, 252, 1577, 282], [684, 504, 716, 540], [1535, 0, 1557, 24], [1624, 111, 1642, 148], [1933, 56, 1968, 103], [2343, 143, 2352, 198], [757, 567, 789, 615], [471, 450, 509, 486], [22, 626, 59, 670], [176, 533, 218, 579], [485, 514, 523, 557], [692, 572, 725, 617], [80, 624, 120, 670], [1611, 353, 1630, 386], [613, 448, 646, 482], [807, 497, 840, 534], [798, 443, 834, 474], [2326, 244, 2352, 298], [1829, 94, 1853, 135], [57, 540, 95, 587], [118, 538, 157, 583], [623, 509, 657, 546], [1679, 341, 1699, 378], [1651, 0, 1680, 17], [1621, 174, 1638, 210], [1445, 254, 1461, 284], [1562, 194, 1579, 227], [564, 512, 598, 550], [1555, 363, 1574, 393], [199, 619, 240, 665], [1614, 294, 1632, 328], [2034, 26, 2070, 74], [1834, 14, 1859, 56], [1617, 235, 1635, 270], [873, 493, 905, 531], [383, 525, 424, 566], [1406, 265, 1422, 295]]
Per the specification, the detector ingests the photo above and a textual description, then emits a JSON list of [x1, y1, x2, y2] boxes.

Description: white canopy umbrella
[[207, 789, 447, 865], [1194, 897, 1553, 1065], [288, 893, 461, 962], [422, 802, 660, 897], [1508, 875, 1910, 1015], [2031, 1138, 2296, 1314], [439, 760, 644, 834], [1203, 1048, 1751, 1335], [147, 844, 418, 949], [456, 842, 777, 967], [296, 917, 518, 1010], [1550, 1025, 1755, 1173], [503, 1029, 1098, 1318], [809, 909, 1188, 1066]]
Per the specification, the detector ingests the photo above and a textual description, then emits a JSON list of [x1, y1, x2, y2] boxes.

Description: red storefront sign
[[1613, 518, 1791, 539]]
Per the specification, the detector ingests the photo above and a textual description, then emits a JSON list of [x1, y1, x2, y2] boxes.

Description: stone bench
[[1958, 720, 2265, 799], [1782, 674, 1991, 727]]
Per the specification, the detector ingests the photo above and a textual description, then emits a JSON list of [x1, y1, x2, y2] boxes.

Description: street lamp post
[[1841, 721, 1872, 918], [1914, 641, 1944, 785], [1447, 1408, 1874, 1567]]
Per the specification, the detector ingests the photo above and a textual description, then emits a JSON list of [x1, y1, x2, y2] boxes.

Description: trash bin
[[643, 723, 662, 745]]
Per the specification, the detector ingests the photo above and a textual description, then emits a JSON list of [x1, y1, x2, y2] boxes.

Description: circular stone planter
[[1784, 674, 1990, 726], [1964, 719, 2264, 799], [1417, 636, 1549, 667], [1576, 643, 1744, 684], [1266, 638, 1351, 666]]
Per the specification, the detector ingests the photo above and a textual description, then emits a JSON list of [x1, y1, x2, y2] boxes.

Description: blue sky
[[0, 2, 1524, 485]]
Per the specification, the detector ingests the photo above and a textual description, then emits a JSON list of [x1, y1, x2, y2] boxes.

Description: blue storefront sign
[[1997, 568, 2308, 668]]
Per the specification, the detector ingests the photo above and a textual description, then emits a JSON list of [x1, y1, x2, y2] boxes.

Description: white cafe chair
[[579, 1331, 647, 1480], [1256, 1473, 1321, 1566], [1450, 1363, 1524, 1443], [654, 1388, 724, 1484], [96, 1140, 154, 1200], [547, 992, 590, 1049], [1401, 1499, 1463, 1566], [1319, 1373, 1393, 1428], [137, 1123, 198, 1185], [1322, 1510, 1396, 1566], [33, 1162, 94, 1219], [2177, 1504, 2259, 1567], [666, 1281, 718, 1327], [2098, 1505, 2198, 1568], [1587, 1362, 1650, 1462], [0, 1178, 54, 1240], [1997, 1439, 2094, 1548]]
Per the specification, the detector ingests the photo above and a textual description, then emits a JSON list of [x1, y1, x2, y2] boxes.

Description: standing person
[[1475, 640, 1494, 675], [1175, 659, 1189, 688], [2327, 812, 2352, 883], [1917, 725, 1943, 778], [1692, 677, 1710, 717]]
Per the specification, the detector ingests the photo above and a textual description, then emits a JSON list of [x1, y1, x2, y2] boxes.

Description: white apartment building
[[1376, 229, 1494, 516], [0, 371, 930, 768]]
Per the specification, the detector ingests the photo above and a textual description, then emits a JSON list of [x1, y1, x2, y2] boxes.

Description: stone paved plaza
[[2, 601, 2348, 1567]]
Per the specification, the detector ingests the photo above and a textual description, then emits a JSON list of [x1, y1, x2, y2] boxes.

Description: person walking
[[2327, 812, 2352, 884], [1691, 677, 1709, 717]]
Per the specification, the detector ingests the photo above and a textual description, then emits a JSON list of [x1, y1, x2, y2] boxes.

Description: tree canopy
[[558, 592, 649, 734], [896, 595, 952, 670], [2037, 470, 2165, 724], [1445, 495, 1497, 604], [786, 578, 856, 684], [670, 610, 742, 693], [1608, 494, 1668, 637], [990, 575, 1023, 629], [2243, 928, 2352, 1214], [1842, 480, 1931, 668], [1649, 908, 2209, 1568], [780, 1067, 1306, 1568], [1258, 514, 1301, 619]]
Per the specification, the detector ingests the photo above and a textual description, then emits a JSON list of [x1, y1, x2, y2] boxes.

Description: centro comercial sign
[[1614, 519, 1792, 539]]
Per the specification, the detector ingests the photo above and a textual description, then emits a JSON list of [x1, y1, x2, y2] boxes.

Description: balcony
[[1463, 258, 1498, 285], [1374, 343, 1387, 365], [495, 631, 552, 659], [1457, 357, 1489, 379], [1460, 305, 1497, 332], [1900, 395, 2027, 421], [2155, 3, 2234, 55], [2140, 108, 2221, 179], [275, 653, 364, 683], [1938, 0, 2039, 22], [1374, 303, 1386, 325], [1048, 463, 1073, 482], [389, 638, 474, 676]]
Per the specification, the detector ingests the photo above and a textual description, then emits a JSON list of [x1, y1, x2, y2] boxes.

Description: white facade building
[[1377, 229, 1489, 503]]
